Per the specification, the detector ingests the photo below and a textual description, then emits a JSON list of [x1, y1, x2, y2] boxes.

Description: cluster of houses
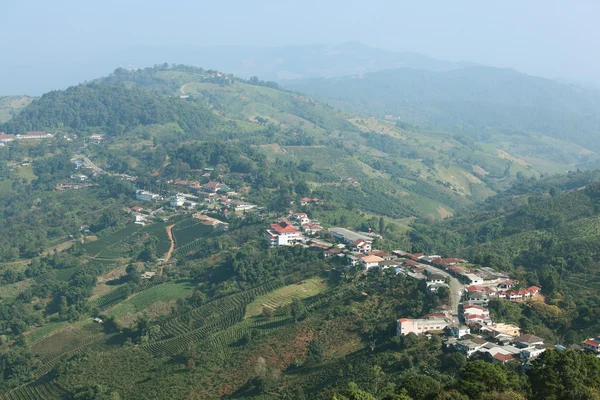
[[265, 213, 324, 247], [445, 330, 549, 364], [464, 280, 541, 305], [300, 197, 320, 206], [391, 250, 558, 365], [0, 131, 54, 142]]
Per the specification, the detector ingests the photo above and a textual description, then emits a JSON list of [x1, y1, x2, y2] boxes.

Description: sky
[[2, 0, 599, 94]]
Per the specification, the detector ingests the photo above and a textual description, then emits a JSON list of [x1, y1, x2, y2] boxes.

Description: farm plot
[[172, 222, 213, 247], [244, 278, 326, 318], [108, 279, 196, 320], [82, 224, 141, 257], [203, 315, 291, 361], [30, 322, 107, 362], [0, 379, 66, 400], [156, 279, 285, 340], [89, 279, 155, 309], [141, 306, 246, 357]]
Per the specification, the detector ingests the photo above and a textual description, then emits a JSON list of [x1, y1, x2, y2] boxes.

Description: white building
[[292, 213, 310, 225], [360, 255, 384, 271], [397, 316, 451, 336], [265, 220, 301, 247], [465, 274, 483, 285], [170, 194, 186, 207], [136, 190, 162, 202]]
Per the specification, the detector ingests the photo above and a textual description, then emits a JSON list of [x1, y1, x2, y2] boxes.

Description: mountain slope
[[2, 64, 592, 220], [285, 66, 600, 151]]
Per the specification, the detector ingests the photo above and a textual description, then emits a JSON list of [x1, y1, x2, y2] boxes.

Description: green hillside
[[285, 66, 600, 160], [2, 65, 600, 400], [2, 64, 559, 220]]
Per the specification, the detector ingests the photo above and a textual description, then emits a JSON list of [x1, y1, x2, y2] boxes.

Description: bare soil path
[[160, 224, 176, 276]]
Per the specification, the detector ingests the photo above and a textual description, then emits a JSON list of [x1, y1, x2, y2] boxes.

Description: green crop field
[[108, 279, 196, 319], [82, 224, 142, 257], [27, 321, 70, 344], [172, 222, 213, 247], [244, 278, 327, 318]]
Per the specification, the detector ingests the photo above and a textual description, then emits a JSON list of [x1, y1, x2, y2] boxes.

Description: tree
[[379, 217, 386, 233], [290, 298, 306, 322], [399, 374, 441, 400], [528, 350, 600, 400], [459, 361, 510, 400], [262, 306, 275, 318], [306, 338, 325, 363]]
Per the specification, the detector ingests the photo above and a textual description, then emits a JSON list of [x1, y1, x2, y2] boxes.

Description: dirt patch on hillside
[[437, 206, 453, 219], [497, 149, 530, 167], [117, 299, 178, 328], [89, 265, 127, 301]]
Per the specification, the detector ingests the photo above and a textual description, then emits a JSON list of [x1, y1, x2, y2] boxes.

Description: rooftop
[[361, 255, 384, 263], [329, 227, 375, 243]]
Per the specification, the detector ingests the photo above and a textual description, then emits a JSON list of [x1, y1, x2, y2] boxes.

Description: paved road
[[424, 264, 464, 324]]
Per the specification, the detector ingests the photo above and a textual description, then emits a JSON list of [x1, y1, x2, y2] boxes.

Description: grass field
[[16, 165, 36, 181], [0, 279, 34, 299], [244, 278, 326, 318], [108, 279, 196, 321]]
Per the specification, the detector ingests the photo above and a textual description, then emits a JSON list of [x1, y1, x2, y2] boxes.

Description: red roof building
[[270, 220, 298, 234], [0, 132, 16, 142]]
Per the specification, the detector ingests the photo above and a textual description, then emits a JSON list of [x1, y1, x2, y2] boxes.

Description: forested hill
[[285, 66, 600, 150], [0, 83, 220, 136]]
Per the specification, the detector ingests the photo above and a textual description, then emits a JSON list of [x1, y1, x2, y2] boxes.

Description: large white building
[[136, 190, 162, 202], [397, 316, 451, 336], [265, 219, 301, 247]]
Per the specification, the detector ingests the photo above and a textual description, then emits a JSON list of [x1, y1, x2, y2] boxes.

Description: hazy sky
[[3, 0, 600, 92]]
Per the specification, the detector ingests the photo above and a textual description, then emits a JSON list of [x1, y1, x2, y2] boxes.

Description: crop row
[[0, 381, 65, 400], [172, 223, 212, 247], [141, 306, 245, 357], [90, 280, 155, 309], [82, 224, 142, 256], [171, 217, 200, 231], [31, 323, 106, 362], [205, 316, 291, 360], [158, 280, 285, 339]]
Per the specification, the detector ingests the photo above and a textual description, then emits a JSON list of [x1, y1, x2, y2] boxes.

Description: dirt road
[[164, 225, 175, 262]]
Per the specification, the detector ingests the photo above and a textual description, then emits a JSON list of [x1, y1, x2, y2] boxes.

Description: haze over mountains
[[285, 65, 600, 152], [1, 42, 476, 96]]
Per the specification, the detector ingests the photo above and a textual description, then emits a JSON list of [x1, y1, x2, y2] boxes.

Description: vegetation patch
[[244, 278, 326, 318]]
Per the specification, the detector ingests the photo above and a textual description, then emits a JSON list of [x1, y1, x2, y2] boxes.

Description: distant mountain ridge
[[285, 65, 600, 150], [0, 42, 476, 95]]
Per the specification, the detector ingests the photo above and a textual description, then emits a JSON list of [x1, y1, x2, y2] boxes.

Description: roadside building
[[397, 315, 452, 336]]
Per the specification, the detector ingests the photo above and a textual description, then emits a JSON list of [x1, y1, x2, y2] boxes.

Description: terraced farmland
[[90, 279, 155, 309], [0, 379, 66, 400], [203, 315, 291, 361], [244, 278, 326, 318], [172, 221, 213, 247], [141, 279, 287, 356], [82, 224, 141, 257], [30, 323, 106, 362]]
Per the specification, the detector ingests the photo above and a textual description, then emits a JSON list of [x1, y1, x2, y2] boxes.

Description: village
[[261, 209, 600, 366], [3, 128, 599, 368]]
